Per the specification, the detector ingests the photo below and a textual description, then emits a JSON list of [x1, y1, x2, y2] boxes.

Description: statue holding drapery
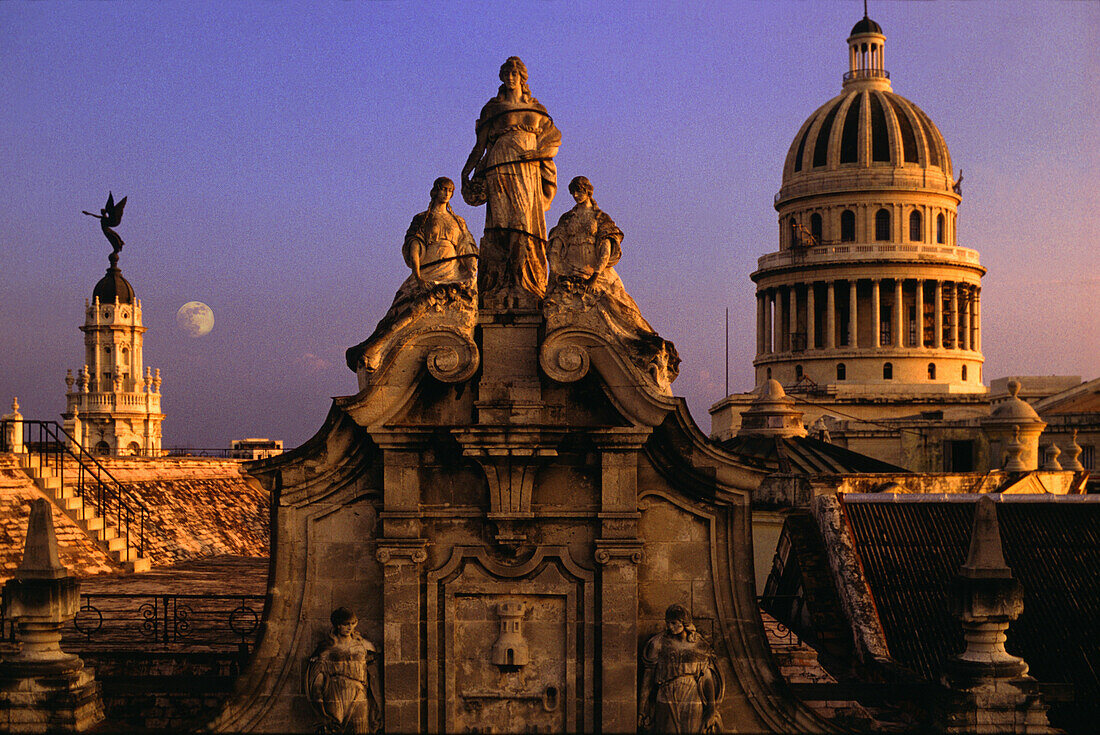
[[462, 56, 561, 307]]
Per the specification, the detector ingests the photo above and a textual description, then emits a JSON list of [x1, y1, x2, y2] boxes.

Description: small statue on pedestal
[[545, 176, 680, 390], [346, 177, 478, 373], [640, 604, 724, 734], [305, 607, 381, 734]]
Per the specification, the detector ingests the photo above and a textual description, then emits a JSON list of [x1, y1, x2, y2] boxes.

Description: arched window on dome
[[875, 209, 891, 241], [766, 368, 772, 381], [962, 365, 968, 381], [795, 364, 804, 381], [836, 363, 846, 381], [810, 213, 823, 245], [94, 441, 110, 456], [909, 211, 923, 242], [928, 363, 936, 380], [883, 362, 893, 380], [841, 210, 856, 242], [936, 213, 945, 244], [788, 217, 799, 248]]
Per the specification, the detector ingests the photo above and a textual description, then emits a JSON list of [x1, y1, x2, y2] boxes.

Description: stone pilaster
[[375, 540, 428, 733]]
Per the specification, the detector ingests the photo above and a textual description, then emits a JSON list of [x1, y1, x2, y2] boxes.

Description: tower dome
[[92, 266, 135, 305], [750, 15, 985, 407]]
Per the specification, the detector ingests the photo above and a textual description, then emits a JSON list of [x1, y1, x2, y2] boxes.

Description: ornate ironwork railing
[[843, 68, 890, 82], [65, 592, 265, 652], [1, 419, 148, 559], [758, 593, 806, 645]]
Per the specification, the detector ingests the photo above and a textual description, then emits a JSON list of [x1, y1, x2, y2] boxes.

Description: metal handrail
[[2, 419, 146, 560]]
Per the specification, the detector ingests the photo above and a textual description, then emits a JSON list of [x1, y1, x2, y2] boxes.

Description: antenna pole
[[725, 307, 730, 396]]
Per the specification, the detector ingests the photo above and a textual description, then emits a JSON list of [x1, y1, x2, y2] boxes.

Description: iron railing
[[1, 419, 147, 560], [843, 68, 890, 82], [68, 592, 264, 652]]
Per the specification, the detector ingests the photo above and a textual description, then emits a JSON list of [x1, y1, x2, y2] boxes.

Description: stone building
[[61, 243, 164, 456], [709, 15, 1097, 481]]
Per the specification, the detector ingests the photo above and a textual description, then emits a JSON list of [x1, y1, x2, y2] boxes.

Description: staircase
[[5, 420, 151, 573]]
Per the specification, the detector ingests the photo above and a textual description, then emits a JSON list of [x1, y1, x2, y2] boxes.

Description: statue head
[[330, 606, 358, 636], [664, 604, 696, 639], [498, 56, 531, 99], [568, 176, 597, 207], [431, 176, 455, 202]]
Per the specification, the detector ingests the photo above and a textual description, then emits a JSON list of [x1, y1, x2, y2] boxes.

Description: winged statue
[[83, 192, 128, 265]]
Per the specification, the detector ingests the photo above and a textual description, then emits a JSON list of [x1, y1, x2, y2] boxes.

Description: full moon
[[176, 301, 214, 337]]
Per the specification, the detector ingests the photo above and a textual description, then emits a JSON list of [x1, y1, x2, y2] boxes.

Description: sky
[[1, 1, 1097, 449]]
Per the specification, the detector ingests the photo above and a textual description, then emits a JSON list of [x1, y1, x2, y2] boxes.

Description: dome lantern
[[845, 14, 890, 89]]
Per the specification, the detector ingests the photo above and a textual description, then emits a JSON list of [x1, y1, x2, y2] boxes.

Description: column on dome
[[915, 279, 925, 348], [764, 289, 774, 354], [951, 283, 960, 349], [974, 287, 982, 352], [962, 285, 972, 351], [788, 286, 797, 352], [756, 292, 765, 355], [894, 278, 904, 347], [871, 279, 881, 349], [826, 281, 837, 349], [807, 282, 816, 350], [848, 279, 859, 348], [934, 280, 943, 349]]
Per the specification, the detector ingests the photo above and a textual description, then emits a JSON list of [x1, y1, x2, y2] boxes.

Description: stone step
[[124, 557, 152, 574], [106, 536, 130, 553]]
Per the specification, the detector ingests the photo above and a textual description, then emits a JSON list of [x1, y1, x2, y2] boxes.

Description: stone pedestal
[[0, 500, 104, 733]]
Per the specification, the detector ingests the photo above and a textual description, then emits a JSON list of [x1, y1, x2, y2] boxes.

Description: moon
[[176, 301, 214, 337]]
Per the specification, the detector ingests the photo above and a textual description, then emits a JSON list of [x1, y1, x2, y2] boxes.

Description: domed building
[[714, 13, 991, 449], [61, 248, 164, 456]]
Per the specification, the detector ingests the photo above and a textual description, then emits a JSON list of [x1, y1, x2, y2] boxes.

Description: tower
[[716, 13, 988, 438], [63, 239, 164, 455]]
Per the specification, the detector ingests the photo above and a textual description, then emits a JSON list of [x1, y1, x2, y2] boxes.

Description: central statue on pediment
[[462, 56, 561, 308]]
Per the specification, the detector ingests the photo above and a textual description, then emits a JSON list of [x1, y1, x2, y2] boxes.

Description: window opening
[[875, 209, 891, 241]]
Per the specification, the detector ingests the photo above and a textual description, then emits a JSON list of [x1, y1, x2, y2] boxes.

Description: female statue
[[640, 604, 724, 734], [345, 177, 477, 373], [546, 176, 680, 387], [305, 607, 381, 733], [462, 56, 561, 302]]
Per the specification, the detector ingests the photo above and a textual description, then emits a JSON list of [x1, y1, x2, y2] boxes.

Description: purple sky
[[2, 2, 1097, 449]]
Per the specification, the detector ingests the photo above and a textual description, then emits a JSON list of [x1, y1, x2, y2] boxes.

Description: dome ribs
[[869, 92, 891, 162], [887, 94, 921, 164], [839, 91, 864, 164], [812, 99, 842, 168]]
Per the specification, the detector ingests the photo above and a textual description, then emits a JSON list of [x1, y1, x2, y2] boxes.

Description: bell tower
[[63, 202, 164, 456]]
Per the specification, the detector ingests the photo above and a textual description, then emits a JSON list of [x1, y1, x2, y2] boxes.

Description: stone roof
[[0, 454, 118, 580], [841, 496, 1100, 732], [850, 16, 883, 36]]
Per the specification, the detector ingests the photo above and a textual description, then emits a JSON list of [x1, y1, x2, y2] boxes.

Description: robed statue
[[640, 604, 724, 733], [83, 192, 127, 267], [346, 177, 478, 373], [462, 56, 561, 307], [305, 608, 382, 734]]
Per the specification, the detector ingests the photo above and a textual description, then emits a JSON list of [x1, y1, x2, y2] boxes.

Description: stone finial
[[3, 397, 21, 421], [1064, 430, 1084, 471], [1007, 379, 1022, 399], [78, 366, 89, 391], [17, 499, 69, 580], [1040, 443, 1062, 471], [736, 379, 807, 438], [153, 368, 162, 392], [959, 496, 1011, 580], [65, 369, 75, 390]]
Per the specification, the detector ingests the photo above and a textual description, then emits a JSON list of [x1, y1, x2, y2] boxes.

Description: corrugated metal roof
[[842, 499, 1100, 731]]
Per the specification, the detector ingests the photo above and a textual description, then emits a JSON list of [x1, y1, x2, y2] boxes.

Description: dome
[[986, 380, 1042, 423], [850, 16, 882, 36], [781, 88, 952, 182], [92, 266, 135, 304]]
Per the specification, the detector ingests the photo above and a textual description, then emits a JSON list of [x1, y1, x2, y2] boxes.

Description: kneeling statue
[[346, 177, 478, 374]]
